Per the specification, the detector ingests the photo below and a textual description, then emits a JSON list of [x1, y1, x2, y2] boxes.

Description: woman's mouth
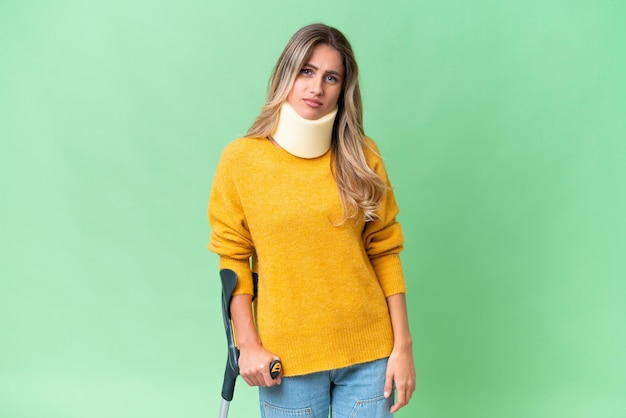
[[303, 98, 322, 108]]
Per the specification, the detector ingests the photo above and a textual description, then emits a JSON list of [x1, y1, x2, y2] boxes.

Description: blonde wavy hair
[[247, 23, 386, 222]]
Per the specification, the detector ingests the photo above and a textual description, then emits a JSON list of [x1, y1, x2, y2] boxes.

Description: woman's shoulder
[[222, 136, 264, 152], [219, 137, 266, 161]]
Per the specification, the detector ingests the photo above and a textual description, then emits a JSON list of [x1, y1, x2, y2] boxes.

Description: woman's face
[[287, 44, 344, 120]]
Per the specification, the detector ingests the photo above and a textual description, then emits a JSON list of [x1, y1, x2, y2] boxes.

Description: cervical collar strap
[[271, 102, 338, 159]]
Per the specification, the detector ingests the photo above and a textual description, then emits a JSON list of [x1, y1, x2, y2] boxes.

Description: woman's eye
[[301, 68, 312, 75], [326, 75, 338, 83]]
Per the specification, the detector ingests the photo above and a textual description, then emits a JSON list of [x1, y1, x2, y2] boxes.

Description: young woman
[[209, 23, 415, 417]]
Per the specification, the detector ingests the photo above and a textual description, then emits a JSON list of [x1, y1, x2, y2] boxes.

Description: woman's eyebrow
[[303, 63, 343, 78]]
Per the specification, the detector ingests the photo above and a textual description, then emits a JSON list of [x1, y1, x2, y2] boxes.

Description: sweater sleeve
[[207, 144, 255, 296], [362, 139, 407, 297]]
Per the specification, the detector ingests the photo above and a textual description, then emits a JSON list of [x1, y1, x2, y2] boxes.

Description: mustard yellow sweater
[[208, 137, 406, 377]]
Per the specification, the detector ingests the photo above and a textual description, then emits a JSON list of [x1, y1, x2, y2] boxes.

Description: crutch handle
[[269, 359, 282, 380]]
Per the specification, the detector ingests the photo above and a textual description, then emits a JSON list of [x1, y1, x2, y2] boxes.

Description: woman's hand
[[238, 343, 282, 387], [229, 294, 282, 387], [384, 293, 416, 413], [384, 341, 416, 413]]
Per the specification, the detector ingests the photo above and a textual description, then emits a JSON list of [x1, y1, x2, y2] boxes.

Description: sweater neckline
[[262, 136, 332, 163]]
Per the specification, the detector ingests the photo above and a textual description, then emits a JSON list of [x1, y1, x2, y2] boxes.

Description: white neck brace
[[271, 102, 338, 159]]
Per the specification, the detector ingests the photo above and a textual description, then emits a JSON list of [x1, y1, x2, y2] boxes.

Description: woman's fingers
[[239, 350, 281, 387]]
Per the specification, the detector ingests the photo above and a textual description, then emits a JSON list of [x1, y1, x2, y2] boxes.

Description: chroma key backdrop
[[1, 1, 625, 417]]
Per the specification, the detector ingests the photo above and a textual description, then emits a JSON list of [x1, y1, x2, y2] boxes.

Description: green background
[[1, 1, 625, 417]]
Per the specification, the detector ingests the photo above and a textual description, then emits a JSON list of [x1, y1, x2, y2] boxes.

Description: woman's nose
[[309, 76, 323, 95]]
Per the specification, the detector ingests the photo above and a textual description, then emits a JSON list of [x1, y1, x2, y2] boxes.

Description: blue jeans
[[259, 358, 393, 418]]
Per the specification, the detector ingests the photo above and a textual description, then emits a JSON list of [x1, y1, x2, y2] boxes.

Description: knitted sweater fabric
[[208, 136, 406, 377]]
